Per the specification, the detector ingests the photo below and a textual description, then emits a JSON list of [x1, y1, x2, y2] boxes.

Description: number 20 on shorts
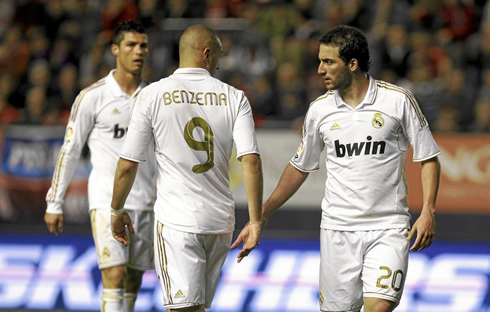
[[376, 266, 405, 291]]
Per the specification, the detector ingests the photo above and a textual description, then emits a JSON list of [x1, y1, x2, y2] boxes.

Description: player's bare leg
[[124, 267, 145, 311], [102, 265, 126, 288], [101, 265, 126, 312], [125, 267, 144, 291], [364, 297, 397, 312]]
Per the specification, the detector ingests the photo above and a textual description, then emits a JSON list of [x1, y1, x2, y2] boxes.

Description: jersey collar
[[106, 69, 147, 98], [173, 68, 211, 76], [334, 75, 378, 109]]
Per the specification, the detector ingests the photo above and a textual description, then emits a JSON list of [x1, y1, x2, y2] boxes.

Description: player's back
[[132, 68, 257, 234]]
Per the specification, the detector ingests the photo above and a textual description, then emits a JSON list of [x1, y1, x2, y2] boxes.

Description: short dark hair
[[319, 25, 371, 72], [112, 20, 146, 45]]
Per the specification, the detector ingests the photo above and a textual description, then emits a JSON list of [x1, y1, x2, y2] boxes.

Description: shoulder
[[375, 79, 415, 102], [145, 76, 184, 93], [76, 78, 107, 101], [69, 78, 107, 120], [204, 76, 247, 103], [302, 91, 335, 123], [136, 78, 170, 100], [308, 90, 335, 112], [81, 77, 107, 95], [74, 78, 107, 105]]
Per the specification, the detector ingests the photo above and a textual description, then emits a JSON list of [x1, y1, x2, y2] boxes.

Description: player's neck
[[112, 69, 142, 96], [338, 74, 369, 109]]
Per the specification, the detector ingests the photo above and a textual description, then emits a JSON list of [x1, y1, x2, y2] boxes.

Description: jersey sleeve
[[401, 91, 441, 162], [233, 92, 259, 160], [45, 91, 95, 214], [290, 107, 324, 172], [120, 88, 153, 162]]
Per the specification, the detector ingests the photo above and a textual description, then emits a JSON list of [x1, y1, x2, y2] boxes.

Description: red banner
[[407, 134, 490, 212]]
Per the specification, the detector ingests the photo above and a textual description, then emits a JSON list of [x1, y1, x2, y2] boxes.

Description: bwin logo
[[335, 136, 386, 157], [113, 124, 128, 139]]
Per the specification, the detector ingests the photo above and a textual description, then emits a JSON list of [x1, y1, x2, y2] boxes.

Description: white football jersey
[[291, 76, 441, 230], [121, 68, 259, 234], [46, 70, 156, 214]]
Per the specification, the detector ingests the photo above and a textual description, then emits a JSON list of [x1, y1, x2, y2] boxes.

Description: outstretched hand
[[231, 221, 263, 263], [111, 211, 134, 246], [407, 210, 435, 252]]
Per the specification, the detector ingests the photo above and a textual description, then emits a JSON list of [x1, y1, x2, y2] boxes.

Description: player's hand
[[407, 209, 435, 252], [111, 211, 134, 246], [231, 220, 265, 263], [45, 212, 64, 235]]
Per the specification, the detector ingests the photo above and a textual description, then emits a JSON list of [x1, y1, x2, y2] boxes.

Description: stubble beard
[[327, 66, 352, 91]]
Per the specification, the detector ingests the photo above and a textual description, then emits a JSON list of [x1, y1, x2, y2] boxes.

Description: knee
[[101, 265, 127, 288]]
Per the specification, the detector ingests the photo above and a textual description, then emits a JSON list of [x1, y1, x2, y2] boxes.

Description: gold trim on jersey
[[376, 81, 427, 127], [70, 80, 106, 122], [157, 221, 173, 304], [89, 210, 101, 260], [304, 91, 333, 136], [310, 90, 334, 107], [47, 147, 66, 202], [370, 79, 378, 105]]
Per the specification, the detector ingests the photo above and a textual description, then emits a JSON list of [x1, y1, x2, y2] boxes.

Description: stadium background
[[0, 0, 489, 311]]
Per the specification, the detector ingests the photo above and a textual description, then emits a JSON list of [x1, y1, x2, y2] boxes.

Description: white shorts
[[154, 220, 232, 310], [319, 228, 409, 312], [90, 209, 154, 271]]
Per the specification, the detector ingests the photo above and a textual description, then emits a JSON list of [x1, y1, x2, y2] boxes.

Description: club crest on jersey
[[372, 112, 384, 129]]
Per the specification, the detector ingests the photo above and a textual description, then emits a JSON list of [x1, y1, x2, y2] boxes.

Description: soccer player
[[233, 25, 441, 312], [110, 24, 264, 312], [44, 21, 156, 312]]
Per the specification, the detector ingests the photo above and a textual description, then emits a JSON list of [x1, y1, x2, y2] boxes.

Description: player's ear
[[203, 47, 211, 63], [349, 58, 358, 72], [111, 43, 119, 57]]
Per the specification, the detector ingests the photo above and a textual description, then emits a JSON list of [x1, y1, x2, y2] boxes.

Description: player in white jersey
[[44, 21, 156, 312], [233, 25, 442, 312], [110, 25, 264, 312]]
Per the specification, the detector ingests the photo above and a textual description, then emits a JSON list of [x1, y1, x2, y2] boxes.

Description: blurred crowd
[[0, 0, 489, 133]]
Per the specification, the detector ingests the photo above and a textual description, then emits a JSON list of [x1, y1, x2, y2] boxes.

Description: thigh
[[154, 221, 207, 310], [362, 228, 410, 307], [90, 209, 128, 269], [319, 229, 364, 312], [204, 232, 232, 309], [127, 210, 154, 271]]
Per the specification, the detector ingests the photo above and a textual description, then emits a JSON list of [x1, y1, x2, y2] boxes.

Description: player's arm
[[262, 163, 309, 221], [399, 90, 441, 251], [408, 156, 441, 252], [231, 162, 309, 261], [233, 153, 263, 263], [110, 157, 139, 246], [45, 92, 94, 235], [110, 89, 152, 246]]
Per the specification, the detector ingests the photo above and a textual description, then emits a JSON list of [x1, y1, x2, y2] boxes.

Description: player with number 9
[[110, 24, 264, 312]]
